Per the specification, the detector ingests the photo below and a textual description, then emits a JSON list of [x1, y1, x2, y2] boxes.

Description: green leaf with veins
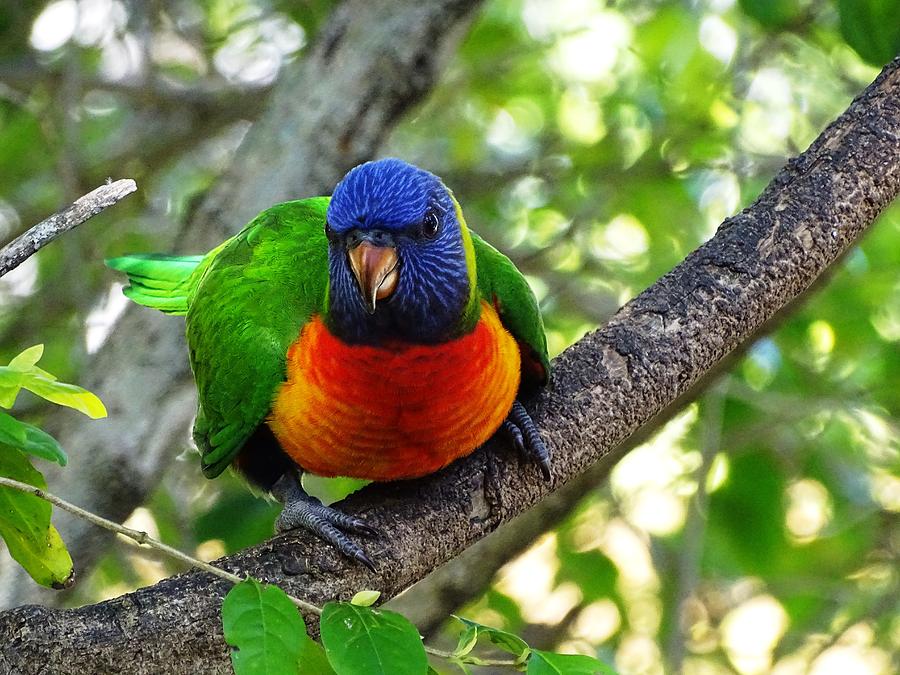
[[20, 377, 107, 418], [222, 578, 309, 675], [320, 602, 427, 675], [527, 650, 618, 675], [0, 345, 107, 418], [0, 446, 73, 588]]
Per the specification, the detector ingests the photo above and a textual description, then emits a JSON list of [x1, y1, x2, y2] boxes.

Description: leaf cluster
[[0, 345, 106, 587], [222, 580, 617, 675]]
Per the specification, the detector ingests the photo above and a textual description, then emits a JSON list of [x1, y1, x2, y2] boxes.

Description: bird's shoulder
[[470, 230, 550, 386]]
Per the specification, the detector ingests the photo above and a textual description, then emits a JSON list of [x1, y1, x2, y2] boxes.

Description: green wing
[[471, 232, 550, 388], [186, 198, 330, 478]]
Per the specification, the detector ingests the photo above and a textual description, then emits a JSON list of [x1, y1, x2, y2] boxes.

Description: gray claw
[[354, 549, 377, 573], [272, 474, 378, 569], [504, 400, 552, 481], [502, 419, 526, 455]]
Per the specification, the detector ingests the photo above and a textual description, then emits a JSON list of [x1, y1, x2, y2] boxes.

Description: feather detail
[[105, 254, 204, 315], [268, 301, 521, 480]]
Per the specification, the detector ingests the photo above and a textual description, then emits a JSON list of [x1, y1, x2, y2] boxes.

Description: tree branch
[[1, 52, 897, 675], [0, 179, 136, 278], [0, 478, 263, 605], [387, 453, 618, 637], [0, 476, 521, 668]]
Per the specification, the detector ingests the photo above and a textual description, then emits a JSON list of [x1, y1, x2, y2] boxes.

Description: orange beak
[[348, 241, 400, 314]]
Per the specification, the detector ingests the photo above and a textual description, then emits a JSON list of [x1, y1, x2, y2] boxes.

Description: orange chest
[[268, 302, 521, 480]]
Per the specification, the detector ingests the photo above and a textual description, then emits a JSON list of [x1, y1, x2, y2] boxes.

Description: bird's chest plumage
[[268, 301, 520, 480]]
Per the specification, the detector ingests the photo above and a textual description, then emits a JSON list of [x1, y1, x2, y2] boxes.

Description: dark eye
[[324, 220, 335, 240], [421, 210, 441, 239]]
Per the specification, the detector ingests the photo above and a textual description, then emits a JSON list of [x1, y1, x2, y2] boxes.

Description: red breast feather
[[268, 301, 521, 480]]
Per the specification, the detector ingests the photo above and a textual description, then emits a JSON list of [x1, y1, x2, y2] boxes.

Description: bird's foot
[[271, 474, 378, 571], [502, 400, 552, 481]]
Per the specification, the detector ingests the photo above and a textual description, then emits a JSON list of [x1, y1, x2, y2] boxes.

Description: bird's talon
[[273, 475, 377, 568], [502, 420, 526, 455], [538, 457, 552, 482], [354, 549, 377, 572], [353, 522, 381, 537], [504, 400, 552, 481]]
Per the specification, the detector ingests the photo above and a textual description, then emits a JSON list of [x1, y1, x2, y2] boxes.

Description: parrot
[[106, 158, 550, 569]]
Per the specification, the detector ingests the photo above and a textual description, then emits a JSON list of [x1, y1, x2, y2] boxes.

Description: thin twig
[[422, 646, 518, 667], [0, 179, 137, 278], [0, 476, 321, 615]]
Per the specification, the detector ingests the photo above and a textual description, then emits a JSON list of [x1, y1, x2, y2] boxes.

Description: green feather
[[105, 254, 205, 315], [185, 198, 330, 478], [471, 233, 550, 386]]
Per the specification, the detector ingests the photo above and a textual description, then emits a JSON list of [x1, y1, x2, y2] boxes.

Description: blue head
[[324, 158, 477, 345]]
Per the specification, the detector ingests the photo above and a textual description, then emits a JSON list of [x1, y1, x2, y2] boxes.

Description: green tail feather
[[105, 254, 204, 315]]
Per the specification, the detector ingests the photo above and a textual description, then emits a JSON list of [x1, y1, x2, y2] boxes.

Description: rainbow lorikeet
[[107, 159, 550, 568]]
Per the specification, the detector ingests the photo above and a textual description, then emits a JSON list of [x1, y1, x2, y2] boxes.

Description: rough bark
[[386, 439, 634, 635], [1, 51, 897, 675], [0, 0, 483, 610]]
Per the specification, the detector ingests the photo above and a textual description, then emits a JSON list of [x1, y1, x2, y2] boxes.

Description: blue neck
[[325, 241, 477, 345]]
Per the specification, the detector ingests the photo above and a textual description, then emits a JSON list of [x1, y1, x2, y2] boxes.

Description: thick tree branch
[[386, 450, 619, 636], [0, 0, 483, 610], [1, 53, 897, 675], [0, 179, 136, 278]]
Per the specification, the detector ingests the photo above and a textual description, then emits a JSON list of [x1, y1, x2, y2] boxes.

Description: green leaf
[[298, 636, 336, 675], [0, 346, 107, 418], [452, 617, 530, 661], [527, 650, 618, 675], [302, 474, 370, 506], [222, 578, 308, 675], [0, 385, 19, 408], [0, 411, 67, 466], [838, 0, 900, 66], [0, 446, 50, 538], [7, 345, 44, 371], [7, 523, 74, 590], [0, 369, 23, 408], [452, 624, 479, 658], [351, 590, 381, 607], [738, 0, 802, 28], [20, 377, 107, 419], [320, 602, 428, 675], [0, 446, 74, 588]]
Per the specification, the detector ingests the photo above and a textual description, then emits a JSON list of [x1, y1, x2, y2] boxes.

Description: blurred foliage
[[1, 1, 898, 674]]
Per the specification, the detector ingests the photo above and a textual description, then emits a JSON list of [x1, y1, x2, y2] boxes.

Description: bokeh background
[[1, 1, 898, 674]]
